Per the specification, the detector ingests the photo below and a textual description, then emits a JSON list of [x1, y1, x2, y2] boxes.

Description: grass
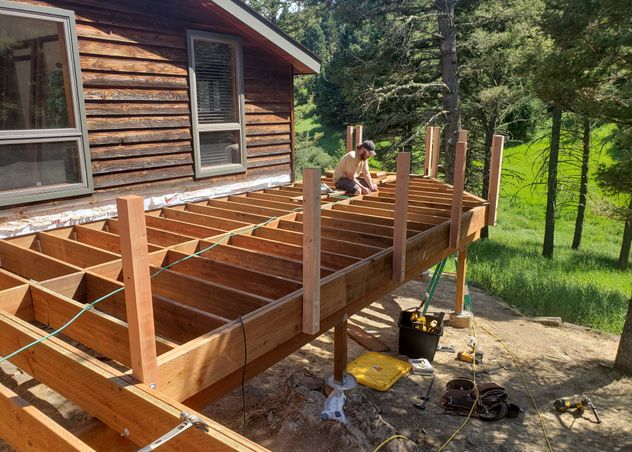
[[295, 105, 630, 333], [467, 126, 631, 333]]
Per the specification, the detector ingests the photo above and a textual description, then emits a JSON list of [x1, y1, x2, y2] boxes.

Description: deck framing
[[0, 172, 492, 450]]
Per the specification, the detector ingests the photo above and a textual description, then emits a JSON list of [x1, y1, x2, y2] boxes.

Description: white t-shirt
[[333, 151, 369, 182]]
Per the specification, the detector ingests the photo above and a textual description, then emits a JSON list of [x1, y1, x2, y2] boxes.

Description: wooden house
[[0, 0, 319, 236]]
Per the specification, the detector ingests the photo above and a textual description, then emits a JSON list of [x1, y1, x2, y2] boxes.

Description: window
[[187, 30, 247, 177], [0, 1, 91, 206]]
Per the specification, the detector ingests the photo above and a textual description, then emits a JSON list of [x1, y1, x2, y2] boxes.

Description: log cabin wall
[[1, 0, 295, 221]]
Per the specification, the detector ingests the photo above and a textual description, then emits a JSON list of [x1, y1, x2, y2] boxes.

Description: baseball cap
[[359, 140, 376, 156]]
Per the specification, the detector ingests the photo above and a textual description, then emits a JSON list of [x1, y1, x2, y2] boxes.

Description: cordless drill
[[554, 396, 601, 423]]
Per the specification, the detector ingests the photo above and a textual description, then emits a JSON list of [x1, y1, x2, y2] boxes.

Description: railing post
[[116, 195, 157, 387], [355, 125, 363, 147], [302, 168, 321, 334], [431, 126, 441, 177], [450, 141, 467, 249], [392, 152, 411, 281], [424, 126, 434, 177], [346, 125, 354, 152], [487, 135, 505, 225]]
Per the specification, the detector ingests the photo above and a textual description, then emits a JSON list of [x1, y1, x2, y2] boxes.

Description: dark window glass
[[0, 141, 81, 191], [194, 41, 237, 124], [0, 14, 74, 130], [199, 131, 241, 168]]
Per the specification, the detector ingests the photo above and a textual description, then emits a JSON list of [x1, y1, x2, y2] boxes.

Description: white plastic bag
[[320, 388, 347, 423]]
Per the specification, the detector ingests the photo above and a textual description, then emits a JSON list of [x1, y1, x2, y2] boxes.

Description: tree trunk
[[619, 196, 632, 271], [615, 298, 632, 375], [572, 118, 591, 250], [480, 122, 495, 240], [435, 0, 460, 184], [543, 106, 562, 259]]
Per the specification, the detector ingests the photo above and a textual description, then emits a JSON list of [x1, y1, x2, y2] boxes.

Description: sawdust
[[1, 276, 631, 451]]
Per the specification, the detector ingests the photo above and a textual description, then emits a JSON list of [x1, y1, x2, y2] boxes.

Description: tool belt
[[440, 378, 520, 421]]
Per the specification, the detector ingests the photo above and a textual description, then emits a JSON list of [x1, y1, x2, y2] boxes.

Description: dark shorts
[[335, 177, 369, 194]]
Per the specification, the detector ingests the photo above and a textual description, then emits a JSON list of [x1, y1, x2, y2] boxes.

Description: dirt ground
[[1, 276, 631, 451]]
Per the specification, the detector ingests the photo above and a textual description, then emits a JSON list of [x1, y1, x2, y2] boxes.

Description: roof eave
[[210, 0, 321, 75]]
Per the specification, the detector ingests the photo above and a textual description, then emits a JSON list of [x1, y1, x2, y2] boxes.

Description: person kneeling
[[332, 140, 378, 195]]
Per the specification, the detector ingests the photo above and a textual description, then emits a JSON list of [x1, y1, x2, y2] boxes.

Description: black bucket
[[398, 310, 443, 362]]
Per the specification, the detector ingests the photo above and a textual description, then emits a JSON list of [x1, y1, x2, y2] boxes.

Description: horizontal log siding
[[7, 0, 293, 202]]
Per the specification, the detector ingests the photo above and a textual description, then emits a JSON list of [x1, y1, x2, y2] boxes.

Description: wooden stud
[[487, 134, 505, 225], [424, 126, 434, 177], [302, 168, 321, 334], [333, 317, 348, 385], [116, 195, 158, 387], [454, 247, 467, 314], [355, 125, 363, 147], [450, 141, 467, 249], [432, 126, 441, 177], [392, 152, 411, 281], [346, 125, 354, 152]]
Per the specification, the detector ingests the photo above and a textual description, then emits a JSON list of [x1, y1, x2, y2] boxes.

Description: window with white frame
[[0, 1, 92, 206], [187, 30, 247, 177]]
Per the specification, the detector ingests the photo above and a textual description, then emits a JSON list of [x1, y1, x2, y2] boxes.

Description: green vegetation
[[468, 127, 630, 333]]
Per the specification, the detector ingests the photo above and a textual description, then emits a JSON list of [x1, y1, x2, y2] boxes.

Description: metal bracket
[[138, 412, 209, 451]]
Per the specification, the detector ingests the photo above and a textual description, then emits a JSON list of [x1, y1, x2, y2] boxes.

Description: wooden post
[[424, 126, 434, 177], [346, 126, 354, 152], [116, 195, 157, 387], [333, 317, 348, 385], [487, 135, 505, 225], [458, 129, 468, 143], [302, 168, 321, 334], [454, 247, 467, 314], [392, 152, 411, 281], [450, 141, 467, 249], [355, 125, 363, 147], [432, 126, 441, 177]]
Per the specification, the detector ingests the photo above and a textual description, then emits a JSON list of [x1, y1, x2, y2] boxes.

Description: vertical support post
[[116, 196, 157, 387], [487, 135, 505, 225], [333, 317, 348, 385], [431, 126, 441, 177], [392, 152, 411, 281], [346, 125, 354, 152], [424, 126, 434, 177], [302, 168, 321, 334], [450, 141, 467, 249], [355, 125, 363, 147], [458, 129, 468, 143], [454, 247, 468, 314]]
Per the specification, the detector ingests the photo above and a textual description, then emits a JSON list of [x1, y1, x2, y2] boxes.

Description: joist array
[[0, 169, 497, 450]]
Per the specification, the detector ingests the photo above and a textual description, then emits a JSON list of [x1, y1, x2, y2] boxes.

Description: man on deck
[[332, 140, 378, 195]]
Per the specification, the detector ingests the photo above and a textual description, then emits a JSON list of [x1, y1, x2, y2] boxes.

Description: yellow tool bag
[[347, 352, 412, 391]]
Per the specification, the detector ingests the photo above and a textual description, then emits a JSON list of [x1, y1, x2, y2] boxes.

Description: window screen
[[188, 31, 246, 177]]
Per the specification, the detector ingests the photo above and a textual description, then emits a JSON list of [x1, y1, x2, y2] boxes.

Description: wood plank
[[347, 323, 389, 352], [0, 241, 80, 281], [145, 215, 224, 239], [302, 168, 321, 334], [162, 207, 249, 231], [0, 311, 265, 450], [450, 141, 468, 249], [355, 125, 363, 146], [37, 233, 121, 268], [94, 165, 194, 189], [83, 72, 187, 89], [277, 220, 392, 248], [80, 56, 186, 76], [186, 203, 272, 224], [163, 250, 301, 299], [79, 40, 186, 62], [84, 88, 189, 102], [393, 152, 411, 281], [89, 141, 192, 159], [424, 126, 434, 177], [0, 285, 33, 321], [107, 219, 194, 247], [0, 382, 93, 452], [31, 284, 174, 367], [346, 125, 353, 151], [117, 196, 158, 386], [87, 115, 190, 131], [488, 135, 505, 225]]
